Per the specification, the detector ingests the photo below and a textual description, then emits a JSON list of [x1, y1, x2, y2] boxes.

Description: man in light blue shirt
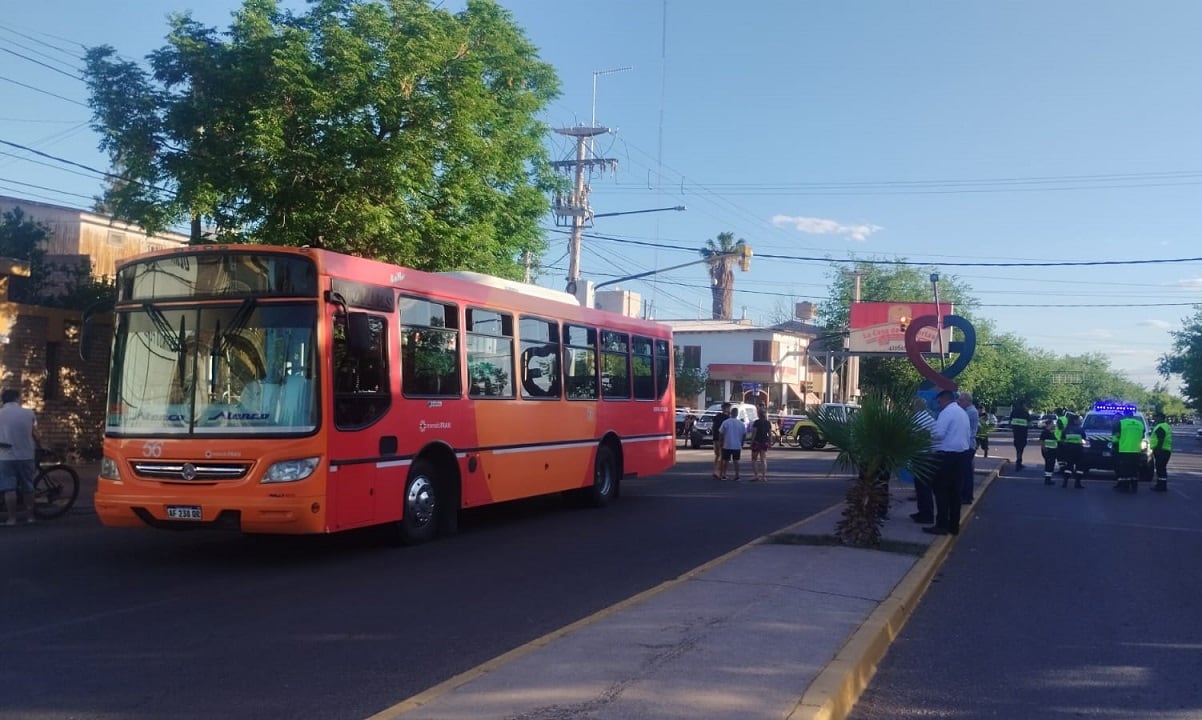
[[926, 389, 971, 536]]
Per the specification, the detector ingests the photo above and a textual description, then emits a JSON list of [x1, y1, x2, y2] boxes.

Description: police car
[[1079, 402, 1155, 482]]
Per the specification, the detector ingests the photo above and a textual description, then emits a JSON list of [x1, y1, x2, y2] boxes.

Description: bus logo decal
[[206, 410, 271, 422], [418, 420, 452, 432]]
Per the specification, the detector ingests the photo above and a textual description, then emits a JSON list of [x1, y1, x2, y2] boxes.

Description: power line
[[547, 227, 1202, 269], [0, 137, 175, 197], [0, 23, 85, 61], [0, 47, 81, 80], [0, 176, 94, 200], [0, 74, 88, 107]]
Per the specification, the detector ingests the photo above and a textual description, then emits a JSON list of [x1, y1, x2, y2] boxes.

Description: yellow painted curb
[[785, 460, 1008, 720]]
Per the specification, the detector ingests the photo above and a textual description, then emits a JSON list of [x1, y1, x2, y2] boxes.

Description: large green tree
[[83, 0, 560, 278], [700, 231, 747, 320], [1158, 306, 1202, 412]]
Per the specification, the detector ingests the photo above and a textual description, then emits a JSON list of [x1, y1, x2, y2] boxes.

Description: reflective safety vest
[[1061, 429, 1084, 445], [1152, 422, 1173, 451], [1117, 417, 1144, 453], [1041, 429, 1059, 450], [1010, 417, 1029, 427]]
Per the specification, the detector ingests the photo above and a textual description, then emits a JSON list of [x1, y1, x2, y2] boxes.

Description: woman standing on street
[[750, 406, 773, 482]]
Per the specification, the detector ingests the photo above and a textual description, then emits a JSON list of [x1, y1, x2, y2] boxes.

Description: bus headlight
[[99, 456, 121, 481], [262, 457, 321, 483]]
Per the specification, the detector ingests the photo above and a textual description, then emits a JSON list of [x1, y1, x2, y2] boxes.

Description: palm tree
[[808, 392, 935, 548], [700, 231, 746, 320]]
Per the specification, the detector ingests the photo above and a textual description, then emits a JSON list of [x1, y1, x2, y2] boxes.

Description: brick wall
[[0, 303, 112, 462]]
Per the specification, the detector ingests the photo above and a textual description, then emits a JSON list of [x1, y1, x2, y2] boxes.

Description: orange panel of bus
[[92, 245, 676, 543]]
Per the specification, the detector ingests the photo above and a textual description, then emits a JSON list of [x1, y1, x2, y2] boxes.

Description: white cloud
[[1138, 319, 1173, 330], [770, 215, 882, 242], [1174, 277, 1202, 291]]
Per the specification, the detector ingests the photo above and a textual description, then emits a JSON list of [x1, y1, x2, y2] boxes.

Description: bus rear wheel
[[397, 459, 440, 545], [583, 445, 619, 507]]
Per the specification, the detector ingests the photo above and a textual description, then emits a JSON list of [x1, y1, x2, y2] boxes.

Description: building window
[[681, 345, 701, 370], [753, 339, 772, 362], [107, 230, 126, 247]]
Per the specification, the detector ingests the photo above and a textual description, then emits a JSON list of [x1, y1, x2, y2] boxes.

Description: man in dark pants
[[925, 389, 972, 536], [910, 396, 937, 525], [1009, 401, 1031, 470], [1150, 412, 1171, 492]]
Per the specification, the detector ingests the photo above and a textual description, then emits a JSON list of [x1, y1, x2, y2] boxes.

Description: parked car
[[689, 402, 757, 449], [783, 403, 860, 450]]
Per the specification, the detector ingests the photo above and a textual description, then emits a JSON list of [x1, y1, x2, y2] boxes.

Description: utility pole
[[552, 126, 617, 294], [848, 271, 862, 402]]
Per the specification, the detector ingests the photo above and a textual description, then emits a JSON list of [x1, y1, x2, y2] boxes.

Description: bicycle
[[0, 451, 80, 521]]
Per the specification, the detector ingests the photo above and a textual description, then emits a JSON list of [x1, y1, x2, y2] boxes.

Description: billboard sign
[[848, 301, 954, 354]]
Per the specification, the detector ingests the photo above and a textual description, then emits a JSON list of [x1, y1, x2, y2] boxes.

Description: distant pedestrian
[[976, 408, 992, 457], [909, 396, 937, 526], [711, 401, 731, 480], [956, 392, 979, 503], [1009, 401, 1032, 470], [0, 387, 39, 526], [749, 406, 773, 482], [718, 406, 748, 482], [1039, 417, 1059, 486], [1059, 413, 1086, 489], [1150, 411, 1171, 492], [925, 389, 972, 536]]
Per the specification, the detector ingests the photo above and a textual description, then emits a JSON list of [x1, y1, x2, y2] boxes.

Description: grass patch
[[762, 532, 928, 556]]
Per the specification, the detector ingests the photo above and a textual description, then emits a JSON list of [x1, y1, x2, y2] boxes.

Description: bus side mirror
[[347, 313, 373, 355]]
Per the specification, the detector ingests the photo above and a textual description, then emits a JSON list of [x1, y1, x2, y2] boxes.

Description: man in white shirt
[[717, 407, 748, 482], [926, 389, 971, 536], [0, 388, 39, 526]]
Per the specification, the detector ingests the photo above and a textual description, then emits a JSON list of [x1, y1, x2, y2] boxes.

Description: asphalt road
[[850, 426, 1202, 719], [1, 442, 848, 720]]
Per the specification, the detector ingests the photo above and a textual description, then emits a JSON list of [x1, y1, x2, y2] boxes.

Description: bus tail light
[[262, 457, 321, 484], [100, 456, 121, 481]]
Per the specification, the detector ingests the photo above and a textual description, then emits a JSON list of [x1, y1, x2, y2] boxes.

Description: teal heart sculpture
[[903, 314, 977, 391]]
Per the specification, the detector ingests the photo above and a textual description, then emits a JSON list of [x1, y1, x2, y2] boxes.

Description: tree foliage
[[83, 0, 560, 279], [817, 259, 1182, 414], [700, 231, 746, 320], [808, 392, 934, 548], [1159, 306, 1202, 412]]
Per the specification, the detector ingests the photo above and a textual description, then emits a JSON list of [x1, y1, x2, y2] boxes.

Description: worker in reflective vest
[[1039, 417, 1059, 486], [1058, 413, 1086, 489], [1150, 412, 1172, 493], [1113, 415, 1145, 493], [1010, 402, 1031, 470]]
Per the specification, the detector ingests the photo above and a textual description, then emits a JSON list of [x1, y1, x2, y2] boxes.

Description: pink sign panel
[[848, 301, 954, 354]]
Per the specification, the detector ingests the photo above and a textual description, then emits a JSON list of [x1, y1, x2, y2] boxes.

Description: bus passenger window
[[400, 296, 461, 397], [632, 335, 655, 400], [655, 339, 671, 400], [467, 308, 514, 398], [564, 324, 597, 400], [601, 330, 630, 399], [520, 317, 561, 399]]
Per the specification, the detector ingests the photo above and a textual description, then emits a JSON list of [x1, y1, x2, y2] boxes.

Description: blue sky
[[3, 1, 1202, 391]]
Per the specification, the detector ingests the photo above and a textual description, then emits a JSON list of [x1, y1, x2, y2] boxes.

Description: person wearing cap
[[1058, 412, 1086, 489], [1039, 416, 1059, 486], [1150, 411, 1172, 492]]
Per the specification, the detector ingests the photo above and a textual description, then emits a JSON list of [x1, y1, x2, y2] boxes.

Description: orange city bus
[[92, 245, 676, 543]]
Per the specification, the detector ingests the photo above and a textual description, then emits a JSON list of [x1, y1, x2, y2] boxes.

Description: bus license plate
[[167, 505, 202, 520]]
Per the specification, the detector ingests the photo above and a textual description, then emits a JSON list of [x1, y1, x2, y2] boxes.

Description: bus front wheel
[[398, 459, 440, 545]]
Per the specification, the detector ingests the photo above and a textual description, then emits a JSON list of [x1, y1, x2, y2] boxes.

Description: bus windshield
[[107, 301, 319, 436]]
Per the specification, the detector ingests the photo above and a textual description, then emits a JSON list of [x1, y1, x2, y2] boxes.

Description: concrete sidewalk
[[367, 457, 1009, 720]]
